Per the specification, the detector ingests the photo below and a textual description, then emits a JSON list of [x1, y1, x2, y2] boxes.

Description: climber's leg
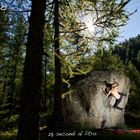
[[113, 92, 127, 107], [113, 95, 124, 111], [113, 105, 124, 111], [118, 92, 127, 96], [114, 94, 123, 107]]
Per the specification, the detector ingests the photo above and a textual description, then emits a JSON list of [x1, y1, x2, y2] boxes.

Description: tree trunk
[[53, 0, 64, 125], [7, 59, 17, 118], [43, 57, 47, 110], [17, 0, 46, 140]]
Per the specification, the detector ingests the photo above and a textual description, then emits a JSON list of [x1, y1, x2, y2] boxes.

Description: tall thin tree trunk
[[7, 60, 17, 118], [53, 0, 63, 125], [43, 57, 47, 110], [17, 0, 46, 140]]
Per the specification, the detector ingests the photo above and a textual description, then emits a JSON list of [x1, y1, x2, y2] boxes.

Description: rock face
[[62, 71, 131, 128]]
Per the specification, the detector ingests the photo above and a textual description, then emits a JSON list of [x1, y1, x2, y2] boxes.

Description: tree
[[17, 0, 46, 140], [52, 0, 64, 125], [55, 0, 131, 78], [0, 10, 9, 118], [113, 35, 140, 113], [0, 8, 26, 119], [6, 14, 26, 118]]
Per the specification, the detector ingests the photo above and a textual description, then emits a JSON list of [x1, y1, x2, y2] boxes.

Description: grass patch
[[40, 122, 140, 140], [0, 115, 18, 131], [125, 111, 140, 128], [0, 129, 17, 140], [40, 128, 140, 140], [96, 131, 140, 140], [0, 115, 18, 140], [0, 136, 16, 140]]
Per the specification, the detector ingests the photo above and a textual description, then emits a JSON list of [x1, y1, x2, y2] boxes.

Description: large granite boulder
[[62, 71, 131, 128]]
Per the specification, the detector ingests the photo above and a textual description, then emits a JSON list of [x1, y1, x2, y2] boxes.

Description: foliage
[[113, 35, 140, 113], [92, 48, 125, 71], [45, 0, 131, 78], [0, 10, 27, 119]]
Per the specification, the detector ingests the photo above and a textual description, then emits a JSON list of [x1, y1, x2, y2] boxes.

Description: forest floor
[[0, 111, 140, 140], [0, 115, 18, 140]]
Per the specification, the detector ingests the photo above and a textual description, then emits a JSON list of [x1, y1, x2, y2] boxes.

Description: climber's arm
[[106, 91, 111, 96], [112, 80, 119, 88], [102, 88, 111, 96]]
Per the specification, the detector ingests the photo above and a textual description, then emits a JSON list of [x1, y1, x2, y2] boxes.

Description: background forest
[[0, 0, 140, 140]]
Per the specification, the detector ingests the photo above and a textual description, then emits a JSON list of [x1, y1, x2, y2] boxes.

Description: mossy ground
[[0, 112, 140, 140]]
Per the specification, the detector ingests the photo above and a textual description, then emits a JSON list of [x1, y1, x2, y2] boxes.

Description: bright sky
[[117, 0, 140, 42]]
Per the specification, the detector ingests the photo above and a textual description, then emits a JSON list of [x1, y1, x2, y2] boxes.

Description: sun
[[85, 18, 95, 34], [79, 14, 95, 36]]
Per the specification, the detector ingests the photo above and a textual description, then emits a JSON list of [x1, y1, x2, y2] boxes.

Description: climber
[[103, 79, 127, 111]]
